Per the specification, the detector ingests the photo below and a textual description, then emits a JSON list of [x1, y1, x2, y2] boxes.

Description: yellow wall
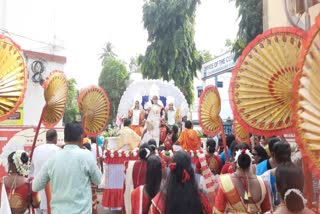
[[264, 0, 320, 30]]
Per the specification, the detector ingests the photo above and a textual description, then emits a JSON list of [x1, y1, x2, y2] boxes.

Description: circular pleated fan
[[78, 86, 110, 137], [198, 85, 221, 136], [230, 28, 306, 136], [293, 16, 320, 178], [0, 35, 27, 121], [233, 120, 250, 144], [42, 70, 68, 128]]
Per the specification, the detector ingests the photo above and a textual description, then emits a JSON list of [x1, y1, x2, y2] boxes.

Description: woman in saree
[[213, 148, 271, 213], [124, 143, 152, 213], [149, 151, 211, 214], [196, 138, 222, 175], [1, 150, 40, 214], [131, 155, 162, 214], [273, 162, 314, 214]]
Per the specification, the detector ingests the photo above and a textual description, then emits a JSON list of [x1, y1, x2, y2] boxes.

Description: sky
[[1, 0, 238, 88]]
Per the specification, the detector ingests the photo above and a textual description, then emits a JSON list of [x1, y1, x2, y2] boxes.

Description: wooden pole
[[219, 117, 229, 162], [29, 105, 52, 214], [29, 106, 46, 161], [303, 160, 313, 209]]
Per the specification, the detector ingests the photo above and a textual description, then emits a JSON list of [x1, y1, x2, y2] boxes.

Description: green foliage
[[99, 42, 117, 65], [199, 50, 213, 63], [231, 0, 263, 60], [99, 56, 129, 124], [63, 78, 79, 124], [139, 0, 202, 105]]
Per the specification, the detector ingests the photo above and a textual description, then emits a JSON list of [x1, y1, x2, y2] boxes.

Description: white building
[[0, 50, 67, 127]]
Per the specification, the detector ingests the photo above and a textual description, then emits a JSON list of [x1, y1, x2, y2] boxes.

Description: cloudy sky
[[1, 0, 238, 88]]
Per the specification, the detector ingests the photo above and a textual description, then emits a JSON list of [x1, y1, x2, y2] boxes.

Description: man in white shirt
[[30, 129, 60, 214], [89, 137, 103, 174], [89, 137, 102, 161]]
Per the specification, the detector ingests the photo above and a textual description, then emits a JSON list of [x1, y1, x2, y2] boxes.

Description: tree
[[63, 78, 79, 124], [139, 0, 202, 105], [129, 56, 141, 73], [99, 56, 129, 124], [199, 50, 213, 63], [231, 0, 263, 60], [99, 42, 117, 65]]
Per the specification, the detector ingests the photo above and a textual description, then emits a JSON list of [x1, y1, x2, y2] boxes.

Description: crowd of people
[[123, 133, 314, 214], [112, 96, 315, 214], [0, 94, 315, 214]]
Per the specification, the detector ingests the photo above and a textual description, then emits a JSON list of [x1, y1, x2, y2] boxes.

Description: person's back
[[177, 120, 200, 151], [30, 129, 60, 213], [47, 146, 100, 213], [32, 144, 60, 174], [214, 148, 270, 213], [118, 119, 141, 150], [32, 122, 102, 214], [273, 163, 314, 214]]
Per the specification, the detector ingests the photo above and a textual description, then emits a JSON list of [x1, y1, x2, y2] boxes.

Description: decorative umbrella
[[229, 27, 306, 136], [198, 85, 221, 136], [293, 16, 320, 179], [233, 119, 250, 144], [0, 35, 27, 121], [198, 85, 229, 161], [29, 70, 68, 214], [78, 85, 110, 137], [42, 71, 69, 128], [30, 70, 68, 159], [77, 85, 110, 214]]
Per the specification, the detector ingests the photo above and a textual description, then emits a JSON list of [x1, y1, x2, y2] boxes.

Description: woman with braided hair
[[213, 148, 271, 213], [149, 151, 211, 214], [1, 150, 40, 213]]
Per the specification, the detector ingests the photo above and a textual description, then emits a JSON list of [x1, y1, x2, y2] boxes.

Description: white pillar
[[0, 0, 7, 31]]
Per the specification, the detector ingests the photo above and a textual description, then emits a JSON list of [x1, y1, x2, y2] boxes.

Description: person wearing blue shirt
[[219, 134, 235, 165], [256, 137, 279, 175], [33, 122, 102, 214], [261, 142, 292, 209]]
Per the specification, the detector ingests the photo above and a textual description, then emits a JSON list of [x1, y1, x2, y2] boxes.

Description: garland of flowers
[[12, 150, 30, 177], [105, 149, 203, 158]]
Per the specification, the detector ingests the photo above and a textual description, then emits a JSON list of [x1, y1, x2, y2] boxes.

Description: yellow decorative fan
[[199, 85, 229, 161], [233, 120, 250, 144], [30, 70, 68, 160], [293, 16, 320, 178], [198, 85, 221, 136], [230, 27, 306, 136], [42, 70, 68, 128], [78, 86, 110, 137], [0, 35, 27, 121]]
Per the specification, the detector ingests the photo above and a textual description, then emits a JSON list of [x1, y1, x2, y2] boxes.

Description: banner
[[0, 104, 23, 125]]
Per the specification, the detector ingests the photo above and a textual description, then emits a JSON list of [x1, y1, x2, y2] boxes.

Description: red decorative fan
[[198, 85, 221, 136], [293, 16, 320, 178], [199, 85, 229, 161], [230, 27, 306, 136]]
